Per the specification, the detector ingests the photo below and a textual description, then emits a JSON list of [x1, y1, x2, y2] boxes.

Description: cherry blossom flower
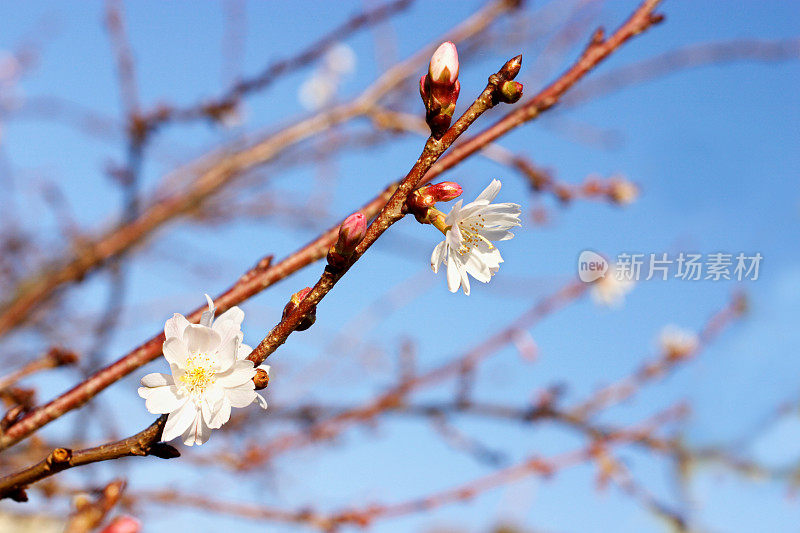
[[430, 179, 521, 295], [138, 296, 268, 446]]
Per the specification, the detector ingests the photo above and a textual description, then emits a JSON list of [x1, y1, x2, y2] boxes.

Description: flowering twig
[[0, 0, 662, 452], [247, 54, 525, 363]]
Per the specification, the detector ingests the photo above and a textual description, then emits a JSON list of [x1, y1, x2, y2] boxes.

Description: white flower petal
[[237, 342, 253, 361], [214, 336, 238, 373], [431, 240, 447, 273], [165, 313, 190, 340], [181, 411, 212, 446], [254, 392, 268, 409], [226, 382, 258, 408], [163, 337, 189, 368], [143, 385, 185, 414], [473, 179, 501, 205], [161, 401, 198, 443], [446, 249, 462, 293], [444, 200, 463, 226], [477, 228, 516, 241], [217, 360, 256, 387], [140, 373, 173, 388], [460, 263, 471, 295], [461, 251, 491, 283], [212, 316, 244, 351], [183, 324, 221, 355], [214, 306, 244, 328], [206, 397, 232, 428]]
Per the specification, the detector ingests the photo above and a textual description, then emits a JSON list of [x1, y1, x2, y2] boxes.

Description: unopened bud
[[334, 213, 366, 256], [499, 80, 523, 104], [254, 365, 270, 390], [407, 181, 463, 222], [500, 54, 523, 80], [421, 42, 461, 139], [327, 212, 366, 269], [427, 181, 462, 203], [283, 287, 316, 331], [428, 42, 459, 86], [47, 347, 79, 367]]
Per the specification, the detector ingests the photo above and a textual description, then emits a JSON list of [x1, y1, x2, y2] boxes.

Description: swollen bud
[[407, 181, 463, 223], [498, 81, 523, 104], [420, 42, 461, 139], [427, 181, 462, 202], [283, 287, 316, 331], [327, 212, 366, 269]]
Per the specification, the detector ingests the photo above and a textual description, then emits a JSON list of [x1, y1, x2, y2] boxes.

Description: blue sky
[[1, 1, 799, 531]]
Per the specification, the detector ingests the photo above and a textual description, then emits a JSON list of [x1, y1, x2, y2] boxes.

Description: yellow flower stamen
[[178, 354, 216, 398]]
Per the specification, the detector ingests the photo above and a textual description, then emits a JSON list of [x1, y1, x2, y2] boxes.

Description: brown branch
[[0, 0, 661, 451], [0, 415, 175, 502]]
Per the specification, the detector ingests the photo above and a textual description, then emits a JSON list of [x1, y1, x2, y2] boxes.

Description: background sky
[[0, 1, 799, 532]]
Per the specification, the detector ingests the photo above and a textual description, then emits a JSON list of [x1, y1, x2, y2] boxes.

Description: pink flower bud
[[334, 212, 366, 256], [283, 287, 316, 331], [426, 181, 462, 203], [100, 516, 141, 533], [406, 182, 463, 223], [428, 42, 459, 86]]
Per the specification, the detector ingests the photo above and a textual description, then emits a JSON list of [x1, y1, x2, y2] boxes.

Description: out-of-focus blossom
[[298, 43, 356, 110], [325, 43, 356, 75], [658, 325, 699, 360], [591, 270, 635, 308], [608, 177, 639, 205]]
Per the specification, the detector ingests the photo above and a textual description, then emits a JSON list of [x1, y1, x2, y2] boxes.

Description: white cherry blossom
[[430, 179, 521, 295], [138, 295, 268, 446]]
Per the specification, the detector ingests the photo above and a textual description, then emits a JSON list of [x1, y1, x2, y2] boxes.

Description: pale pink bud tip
[[429, 41, 459, 86], [100, 516, 141, 533], [336, 212, 366, 256]]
